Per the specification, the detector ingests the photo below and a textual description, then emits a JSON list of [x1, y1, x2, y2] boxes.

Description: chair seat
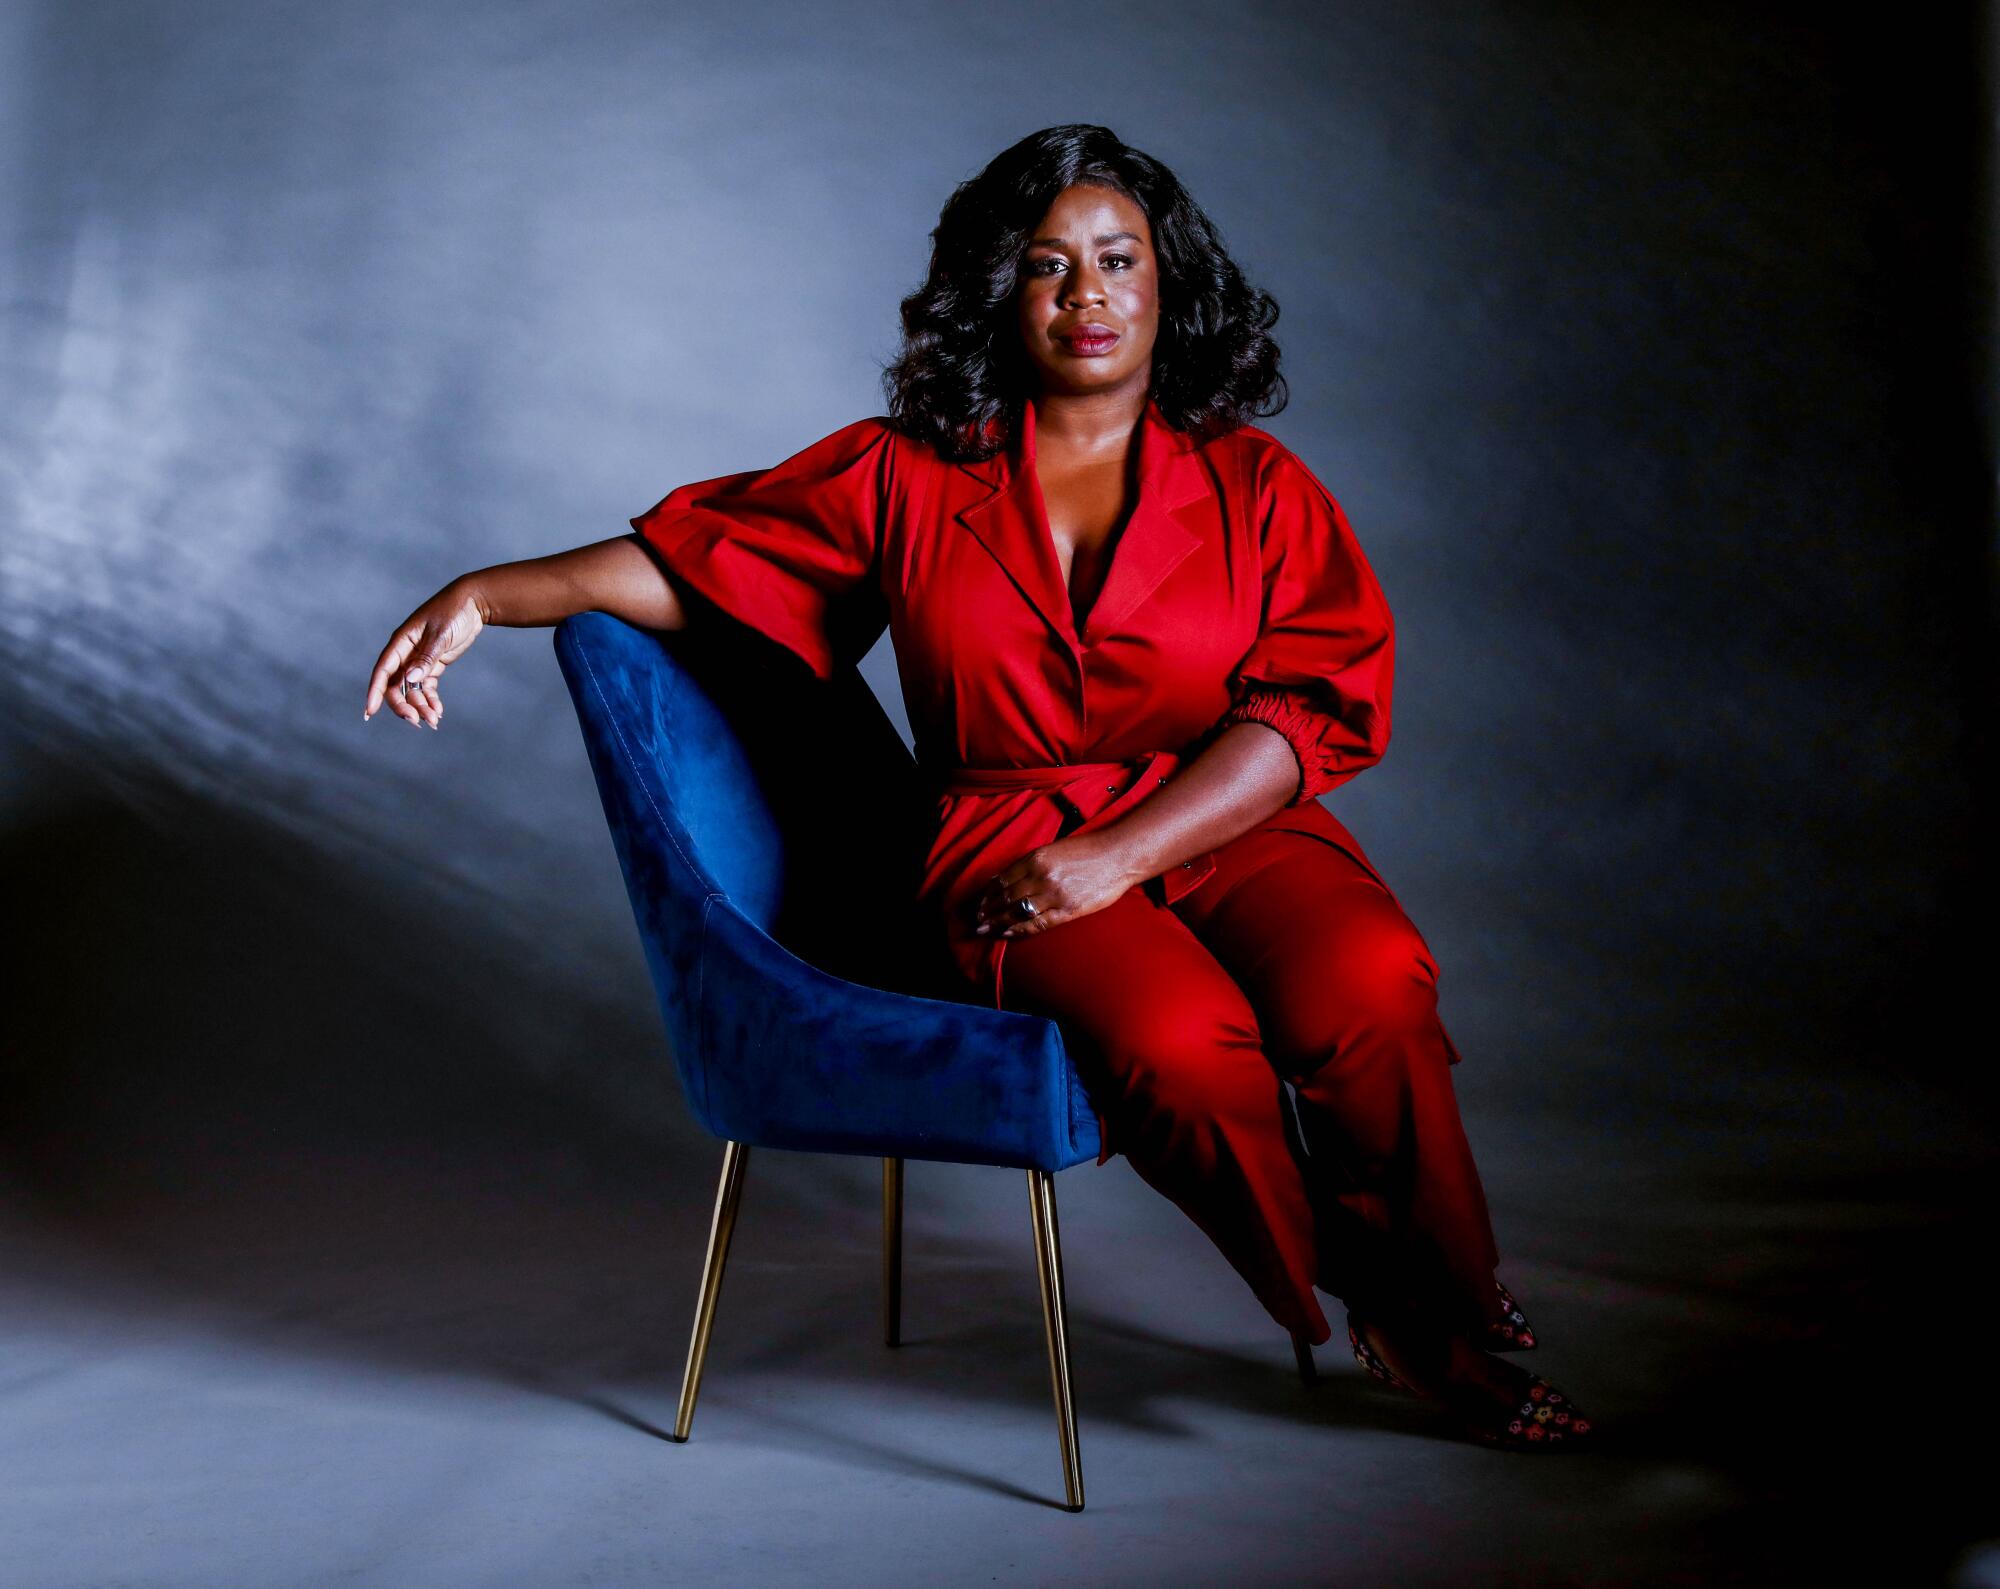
[[693, 898, 1102, 1171]]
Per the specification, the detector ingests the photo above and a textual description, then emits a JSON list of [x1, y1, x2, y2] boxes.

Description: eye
[[1103, 253, 1133, 269], [1025, 256, 1064, 277]]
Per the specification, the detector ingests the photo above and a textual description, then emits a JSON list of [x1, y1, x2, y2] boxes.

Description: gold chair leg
[[673, 1139, 749, 1441], [1027, 1168, 1084, 1512], [1292, 1329, 1318, 1385], [883, 1156, 904, 1347]]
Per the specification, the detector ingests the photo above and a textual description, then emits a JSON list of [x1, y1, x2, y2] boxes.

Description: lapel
[[953, 394, 1211, 651]]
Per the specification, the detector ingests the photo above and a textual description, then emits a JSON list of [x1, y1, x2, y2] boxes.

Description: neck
[[1028, 382, 1151, 458]]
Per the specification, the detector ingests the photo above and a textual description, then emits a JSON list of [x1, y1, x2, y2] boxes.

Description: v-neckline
[[951, 392, 1207, 657], [1019, 396, 1142, 641]]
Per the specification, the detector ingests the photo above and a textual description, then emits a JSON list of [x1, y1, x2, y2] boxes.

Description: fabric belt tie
[[931, 748, 1217, 897]]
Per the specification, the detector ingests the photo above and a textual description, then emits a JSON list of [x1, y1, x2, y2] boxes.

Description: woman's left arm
[[1076, 715, 1310, 888]]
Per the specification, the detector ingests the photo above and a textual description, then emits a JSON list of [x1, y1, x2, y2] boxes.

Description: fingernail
[[974, 923, 989, 935]]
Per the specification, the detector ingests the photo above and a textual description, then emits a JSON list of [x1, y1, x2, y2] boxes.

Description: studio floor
[[2, 1041, 1990, 1587]]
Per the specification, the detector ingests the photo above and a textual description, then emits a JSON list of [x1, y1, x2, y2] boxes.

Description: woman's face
[[1014, 182, 1160, 400]]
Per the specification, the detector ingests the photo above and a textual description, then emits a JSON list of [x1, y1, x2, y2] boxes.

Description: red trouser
[[997, 813, 1503, 1347]]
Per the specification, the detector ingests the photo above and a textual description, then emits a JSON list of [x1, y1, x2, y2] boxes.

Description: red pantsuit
[[997, 811, 1498, 1348], [630, 394, 1508, 1347]]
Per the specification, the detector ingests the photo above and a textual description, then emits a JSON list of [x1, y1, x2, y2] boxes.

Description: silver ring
[[1014, 898, 1038, 919]]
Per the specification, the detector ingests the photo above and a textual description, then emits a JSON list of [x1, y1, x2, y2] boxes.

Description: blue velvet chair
[[553, 609, 1121, 1509]]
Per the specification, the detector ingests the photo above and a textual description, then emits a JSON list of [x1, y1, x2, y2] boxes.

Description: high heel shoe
[[1347, 1312, 1595, 1451]]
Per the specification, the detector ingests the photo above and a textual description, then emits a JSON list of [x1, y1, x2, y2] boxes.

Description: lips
[[1059, 326, 1120, 351]]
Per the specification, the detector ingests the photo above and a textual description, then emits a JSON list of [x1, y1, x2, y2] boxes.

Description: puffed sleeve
[[627, 415, 895, 682], [1217, 443, 1395, 806]]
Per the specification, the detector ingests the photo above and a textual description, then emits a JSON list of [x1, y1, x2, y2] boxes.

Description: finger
[[397, 647, 447, 726], [420, 676, 443, 729], [984, 880, 1048, 928], [394, 670, 429, 727], [409, 672, 439, 729], [403, 653, 437, 693], [972, 874, 1023, 934], [997, 897, 1057, 938], [974, 861, 1034, 921], [980, 883, 1048, 937], [365, 628, 421, 718]]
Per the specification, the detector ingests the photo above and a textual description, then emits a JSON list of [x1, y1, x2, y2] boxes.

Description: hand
[[363, 578, 488, 729], [971, 829, 1145, 941]]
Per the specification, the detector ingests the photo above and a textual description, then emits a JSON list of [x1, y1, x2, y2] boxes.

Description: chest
[[882, 444, 1263, 753], [1032, 454, 1133, 633]]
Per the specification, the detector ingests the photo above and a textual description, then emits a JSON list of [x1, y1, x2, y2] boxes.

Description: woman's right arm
[[363, 533, 683, 729]]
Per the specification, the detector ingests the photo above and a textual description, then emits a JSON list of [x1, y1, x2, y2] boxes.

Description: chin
[[1053, 361, 1138, 386]]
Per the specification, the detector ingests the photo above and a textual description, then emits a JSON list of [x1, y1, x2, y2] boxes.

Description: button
[[1156, 776, 1165, 784], [1181, 860, 1192, 868], [1106, 784, 1116, 792]]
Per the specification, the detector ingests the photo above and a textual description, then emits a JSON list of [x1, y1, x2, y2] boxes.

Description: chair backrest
[[554, 613, 961, 1092], [558, 611, 786, 921]]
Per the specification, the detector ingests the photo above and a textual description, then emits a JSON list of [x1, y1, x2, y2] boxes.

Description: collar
[[952, 395, 1211, 650]]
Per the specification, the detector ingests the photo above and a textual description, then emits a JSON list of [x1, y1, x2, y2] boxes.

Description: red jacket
[[630, 394, 1401, 1014]]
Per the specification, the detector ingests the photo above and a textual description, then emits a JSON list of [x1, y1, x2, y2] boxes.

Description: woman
[[364, 125, 1594, 1451]]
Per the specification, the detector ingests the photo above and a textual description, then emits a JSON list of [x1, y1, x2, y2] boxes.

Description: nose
[[1060, 265, 1108, 310]]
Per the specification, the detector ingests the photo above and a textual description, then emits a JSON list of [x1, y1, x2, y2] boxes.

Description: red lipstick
[[1059, 326, 1120, 356]]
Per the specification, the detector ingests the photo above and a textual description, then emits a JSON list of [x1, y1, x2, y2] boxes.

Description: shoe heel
[[1486, 1278, 1537, 1353], [1345, 1315, 1412, 1392]]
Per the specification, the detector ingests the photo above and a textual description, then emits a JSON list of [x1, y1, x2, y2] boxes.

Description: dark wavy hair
[[882, 124, 1286, 461]]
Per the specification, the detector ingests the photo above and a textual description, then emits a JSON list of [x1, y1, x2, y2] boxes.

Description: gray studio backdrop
[[1, 1, 1993, 1575], [8, 2, 1986, 1119]]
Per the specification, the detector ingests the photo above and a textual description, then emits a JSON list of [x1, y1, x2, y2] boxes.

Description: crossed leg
[[996, 815, 1503, 1348]]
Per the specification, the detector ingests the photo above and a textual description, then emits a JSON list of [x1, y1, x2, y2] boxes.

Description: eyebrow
[[1026, 230, 1143, 249]]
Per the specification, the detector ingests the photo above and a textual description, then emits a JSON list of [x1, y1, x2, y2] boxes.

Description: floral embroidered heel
[[1349, 1311, 1596, 1452], [1485, 1278, 1537, 1353]]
